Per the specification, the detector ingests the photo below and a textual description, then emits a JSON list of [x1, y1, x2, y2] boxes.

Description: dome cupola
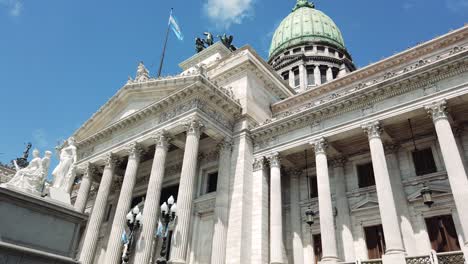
[[268, 0, 355, 93]]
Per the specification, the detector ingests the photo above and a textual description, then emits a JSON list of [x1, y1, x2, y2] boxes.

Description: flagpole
[[157, 8, 172, 78]]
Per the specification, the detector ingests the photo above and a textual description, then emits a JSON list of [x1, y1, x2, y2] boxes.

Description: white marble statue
[[51, 137, 77, 193], [1, 149, 52, 195]]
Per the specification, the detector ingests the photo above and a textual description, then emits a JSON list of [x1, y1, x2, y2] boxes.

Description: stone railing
[[406, 254, 432, 264], [361, 259, 383, 264]]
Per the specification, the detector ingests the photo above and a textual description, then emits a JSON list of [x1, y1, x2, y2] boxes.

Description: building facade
[[70, 1, 468, 263]]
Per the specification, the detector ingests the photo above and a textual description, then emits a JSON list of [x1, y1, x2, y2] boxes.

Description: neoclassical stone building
[[70, 1, 468, 263]]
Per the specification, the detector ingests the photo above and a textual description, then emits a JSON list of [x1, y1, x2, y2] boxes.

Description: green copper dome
[[269, 0, 346, 59]]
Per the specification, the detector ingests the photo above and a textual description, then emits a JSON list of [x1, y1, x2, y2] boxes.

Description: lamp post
[[421, 186, 434, 207], [156, 195, 177, 264], [122, 205, 143, 263], [305, 208, 316, 226]]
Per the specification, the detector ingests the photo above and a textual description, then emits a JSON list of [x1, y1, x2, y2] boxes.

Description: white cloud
[[0, 0, 22, 16], [32, 129, 49, 149], [203, 0, 254, 28], [446, 0, 468, 12]]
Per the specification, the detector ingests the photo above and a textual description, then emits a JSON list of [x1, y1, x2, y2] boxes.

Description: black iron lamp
[[420, 186, 434, 207], [305, 208, 315, 226], [156, 195, 177, 264], [122, 205, 143, 263]]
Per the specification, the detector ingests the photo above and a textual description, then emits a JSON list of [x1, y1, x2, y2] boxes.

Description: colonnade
[[75, 119, 232, 264], [263, 100, 468, 264]]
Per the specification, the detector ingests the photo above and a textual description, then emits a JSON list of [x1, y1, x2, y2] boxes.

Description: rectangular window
[[412, 148, 437, 176], [293, 47, 301, 54], [307, 66, 315, 86], [357, 162, 375, 188], [205, 172, 218, 194], [309, 176, 318, 198], [364, 225, 386, 259], [305, 46, 313, 51], [313, 234, 322, 264], [425, 215, 460, 253], [293, 68, 300, 87], [284, 51, 290, 56], [320, 67, 327, 84], [282, 71, 289, 81], [317, 46, 325, 54]]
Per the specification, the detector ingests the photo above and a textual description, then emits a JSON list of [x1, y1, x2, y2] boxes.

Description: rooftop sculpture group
[[195, 32, 237, 53]]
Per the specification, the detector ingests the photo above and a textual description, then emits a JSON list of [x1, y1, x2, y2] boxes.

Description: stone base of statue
[[49, 187, 71, 205], [0, 187, 87, 263]]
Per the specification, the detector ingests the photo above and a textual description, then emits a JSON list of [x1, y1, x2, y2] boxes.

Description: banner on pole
[[169, 11, 184, 41]]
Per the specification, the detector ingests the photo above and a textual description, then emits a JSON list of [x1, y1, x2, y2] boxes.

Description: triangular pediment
[[408, 184, 451, 202], [351, 195, 379, 212], [73, 76, 199, 141]]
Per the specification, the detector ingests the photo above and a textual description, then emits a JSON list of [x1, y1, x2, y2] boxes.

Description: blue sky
[[0, 0, 467, 171]]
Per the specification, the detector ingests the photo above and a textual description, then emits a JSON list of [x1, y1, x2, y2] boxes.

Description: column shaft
[[363, 122, 405, 263], [79, 155, 117, 264], [269, 154, 284, 264], [426, 101, 468, 249], [299, 64, 307, 91], [74, 163, 94, 213], [211, 141, 232, 264], [170, 120, 202, 264], [314, 139, 339, 263], [326, 67, 333, 82], [251, 158, 269, 264], [104, 143, 142, 264], [314, 66, 321, 86], [332, 158, 355, 261], [290, 170, 305, 264], [134, 134, 170, 263]]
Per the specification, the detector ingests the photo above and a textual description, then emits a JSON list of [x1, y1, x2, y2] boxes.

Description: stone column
[[268, 153, 285, 264], [290, 170, 305, 264], [170, 119, 203, 264], [134, 133, 170, 264], [79, 154, 118, 264], [289, 70, 295, 88], [313, 138, 339, 263], [299, 64, 307, 91], [385, 144, 418, 255], [326, 67, 333, 82], [314, 65, 321, 86], [362, 122, 406, 264], [331, 157, 355, 261], [426, 100, 468, 258], [104, 143, 143, 264], [74, 163, 95, 213], [210, 140, 232, 264], [251, 157, 269, 264]]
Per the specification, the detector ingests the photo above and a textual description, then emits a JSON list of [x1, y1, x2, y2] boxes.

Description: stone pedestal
[[49, 187, 71, 205], [0, 187, 87, 263]]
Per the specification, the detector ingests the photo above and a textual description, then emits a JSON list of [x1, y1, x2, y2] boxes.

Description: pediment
[[408, 184, 451, 202], [73, 77, 199, 141], [351, 195, 379, 212]]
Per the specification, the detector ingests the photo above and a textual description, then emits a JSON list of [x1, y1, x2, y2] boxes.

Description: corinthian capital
[[79, 162, 96, 180], [253, 157, 266, 171], [126, 142, 144, 159], [104, 153, 119, 169], [362, 121, 383, 140], [184, 118, 204, 137], [267, 153, 281, 168], [425, 100, 448, 123], [313, 138, 328, 155], [217, 139, 232, 153], [152, 131, 171, 151], [330, 156, 347, 168]]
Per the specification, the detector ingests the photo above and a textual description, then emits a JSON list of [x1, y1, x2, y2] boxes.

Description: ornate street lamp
[[122, 205, 143, 263], [156, 195, 177, 264], [421, 186, 434, 207], [305, 208, 316, 226]]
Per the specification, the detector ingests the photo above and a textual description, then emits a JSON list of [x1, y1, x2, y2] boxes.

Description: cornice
[[273, 26, 468, 112], [251, 49, 468, 141], [75, 76, 242, 148]]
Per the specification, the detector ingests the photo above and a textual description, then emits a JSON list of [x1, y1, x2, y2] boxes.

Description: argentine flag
[[168, 10, 184, 41]]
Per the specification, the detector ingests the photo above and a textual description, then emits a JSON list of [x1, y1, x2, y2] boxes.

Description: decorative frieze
[[425, 100, 448, 123]]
